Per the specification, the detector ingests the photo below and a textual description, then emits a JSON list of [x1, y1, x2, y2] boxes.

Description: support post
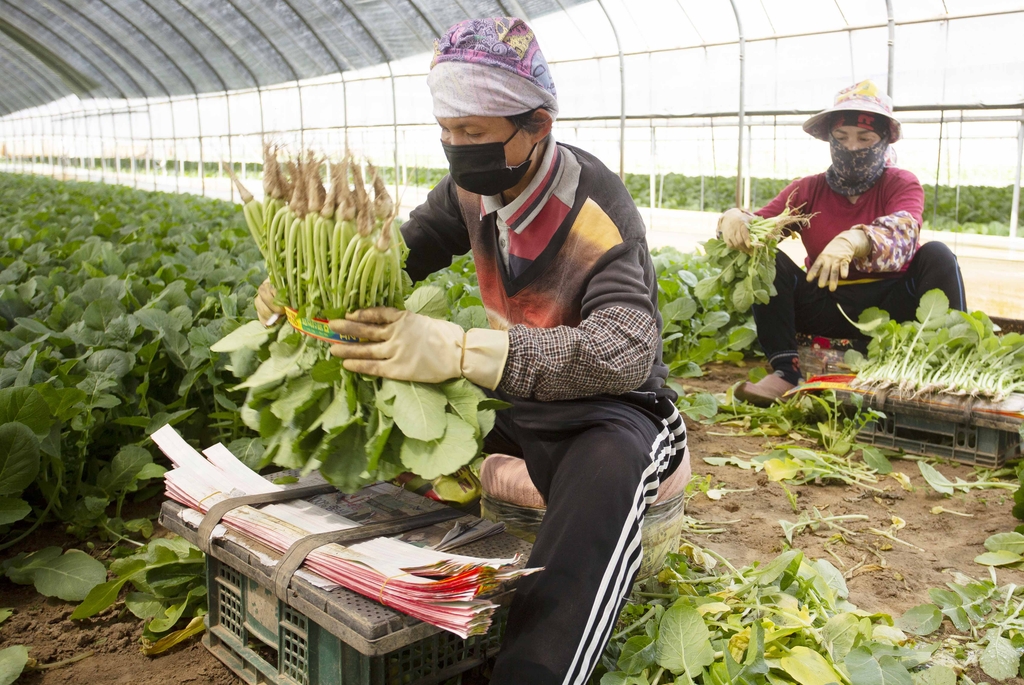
[[729, 0, 746, 208], [1010, 109, 1024, 241], [596, 0, 626, 181], [649, 125, 656, 230], [886, 0, 895, 97]]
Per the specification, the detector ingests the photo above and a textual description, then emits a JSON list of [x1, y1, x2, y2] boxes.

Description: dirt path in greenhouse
[[3, 363, 1023, 684]]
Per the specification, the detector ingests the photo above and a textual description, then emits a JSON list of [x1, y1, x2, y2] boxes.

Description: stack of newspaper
[[152, 425, 537, 638]]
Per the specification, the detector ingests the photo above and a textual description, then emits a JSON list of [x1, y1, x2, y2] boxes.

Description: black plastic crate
[[204, 555, 507, 685], [860, 410, 1021, 468], [158, 482, 529, 685]]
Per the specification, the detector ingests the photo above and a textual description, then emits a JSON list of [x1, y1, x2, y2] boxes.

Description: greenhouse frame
[[1, 0, 1023, 236]]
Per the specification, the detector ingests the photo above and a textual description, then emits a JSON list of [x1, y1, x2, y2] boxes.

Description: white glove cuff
[[461, 328, 510, 391]]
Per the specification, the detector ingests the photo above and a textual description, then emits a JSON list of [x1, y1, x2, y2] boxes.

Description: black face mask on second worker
[[442, 128, 538, 197]]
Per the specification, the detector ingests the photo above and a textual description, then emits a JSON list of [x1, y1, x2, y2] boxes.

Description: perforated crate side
[[860, 411, 1021, 468], [203, 555, 509, 685]]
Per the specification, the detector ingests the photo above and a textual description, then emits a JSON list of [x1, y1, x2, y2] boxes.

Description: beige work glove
[[717, 208, 754, 253], [328, 307, 510, 390], [806, 229, 871, 292], [255, 279, 284, 326]]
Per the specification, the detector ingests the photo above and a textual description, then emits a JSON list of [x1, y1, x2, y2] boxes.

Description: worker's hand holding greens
[[718, 208, 754, 253], [328, 307, 508, 390]]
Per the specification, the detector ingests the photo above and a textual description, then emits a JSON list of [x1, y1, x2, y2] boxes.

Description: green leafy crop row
[[0, 172, 262, 547]]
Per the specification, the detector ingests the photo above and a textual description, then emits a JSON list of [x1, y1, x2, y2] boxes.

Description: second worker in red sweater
[[721, 80, 968, 406]]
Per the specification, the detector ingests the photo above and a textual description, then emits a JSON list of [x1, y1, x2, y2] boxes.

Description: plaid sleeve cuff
[[851, 211, 920, 273], [499, 306, 659, 401]]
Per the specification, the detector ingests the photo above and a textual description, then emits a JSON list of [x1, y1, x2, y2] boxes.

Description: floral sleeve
[[850, 210, 920, 273]]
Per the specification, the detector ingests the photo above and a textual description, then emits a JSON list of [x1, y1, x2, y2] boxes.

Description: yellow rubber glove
[[717, 208, 754, 253], [328, 307, 510, 390], [255, 279, 284, 325], [806, 229, 871, 292]]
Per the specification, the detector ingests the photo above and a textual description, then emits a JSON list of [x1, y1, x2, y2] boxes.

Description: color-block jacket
[[401, 142, 669, 402]]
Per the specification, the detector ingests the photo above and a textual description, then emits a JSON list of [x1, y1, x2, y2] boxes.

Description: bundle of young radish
[[213, 146, 499, 492], [844, 290, 1024, 401], [695, 204, 811, 312]]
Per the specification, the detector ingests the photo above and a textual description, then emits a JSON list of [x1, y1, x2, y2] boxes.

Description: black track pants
[[752, 241, 967, 374], [484, 390, 682, 685]]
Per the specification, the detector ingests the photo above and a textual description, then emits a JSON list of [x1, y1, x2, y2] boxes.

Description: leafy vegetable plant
[[0, 173, 261, 544]]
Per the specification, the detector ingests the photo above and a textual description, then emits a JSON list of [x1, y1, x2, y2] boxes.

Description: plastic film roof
[[2, 1, 1024, 120], [0, 0, 591, 116]]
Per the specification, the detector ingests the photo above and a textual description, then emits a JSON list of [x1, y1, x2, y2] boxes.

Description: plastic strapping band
[[196, 483, 337, 554], [271, 508, 463, 602]]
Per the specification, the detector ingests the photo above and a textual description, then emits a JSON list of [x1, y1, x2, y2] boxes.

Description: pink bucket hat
[[803, 80, 902, 143]]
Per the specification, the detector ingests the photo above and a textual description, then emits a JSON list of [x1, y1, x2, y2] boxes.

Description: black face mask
[[442, 128, 537, 196]]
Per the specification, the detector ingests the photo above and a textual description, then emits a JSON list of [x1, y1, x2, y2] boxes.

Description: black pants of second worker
[[753, 241, 967, 378], [483, 390, 677, 685]]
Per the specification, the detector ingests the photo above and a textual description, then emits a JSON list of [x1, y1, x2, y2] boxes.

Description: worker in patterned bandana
[[291, 17, 686, 685], [720, 81, 968, 406]]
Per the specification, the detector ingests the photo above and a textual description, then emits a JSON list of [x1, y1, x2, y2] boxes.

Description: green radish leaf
[[125, 592, 164, 620], [974, 550, 1024, 567], [821, 613, 860, 662], [29, 549, 107, 601], [895, 604, 943, 636], [983, 531, 1024, 555], [0, 498, 30, 526], [405, 286, 449, 320], [0, 423, 40, 497], [0, 610, 10, 625], [617, 635, 657, 675], [73, 558, 148, 619], [319, 424, 371, 493], [211, 320, 273, 352], [0, 645, 29, 685], [860, 445, 892, 474], [0, 386, 53, 436], [97, 445, 153, 497], [909, 665, 956, 685], [388, 381, 447, 442], [727, 325, 757, 350], [917, 462, 954, 495], [979, 634, 1019, 681], [915, 289, 949, 327], [654, 603, 714, 677], [780, 645, 844, 685], [442, 378, 486, 431], [679, 392, 718, 420], [453, 306, 489, 331], [477, 398, 512, 411], [400, 414, 478, 480]]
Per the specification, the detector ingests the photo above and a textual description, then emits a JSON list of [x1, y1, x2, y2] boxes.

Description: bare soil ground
[[2, 362, 1021, 683]]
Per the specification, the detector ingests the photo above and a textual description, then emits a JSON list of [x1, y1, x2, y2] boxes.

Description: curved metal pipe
[[729, 0, 746, 208], [885, 0, 895, 96], [595, 0, 626, 180], [334, 0, 401, 195], [0, 40, 69, 106], [1, 2, 132, 183], [88, 0, 194, 189], [170, 0, 266, 183], [220, 0, 306, 150]]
